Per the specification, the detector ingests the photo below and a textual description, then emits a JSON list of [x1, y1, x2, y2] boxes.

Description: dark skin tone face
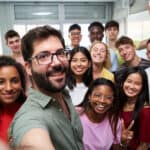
[[89, 26, 104, 43]]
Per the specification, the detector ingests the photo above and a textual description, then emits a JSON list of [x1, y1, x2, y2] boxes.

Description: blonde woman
[[90, 41, 114, 82]]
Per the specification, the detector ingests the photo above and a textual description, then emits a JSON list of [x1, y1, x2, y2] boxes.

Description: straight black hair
[[66, 46, 93, 90], [118, 66, 149, 136]]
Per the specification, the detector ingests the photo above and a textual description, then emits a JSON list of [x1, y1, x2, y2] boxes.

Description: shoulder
[[9, 104, 48, 147], [102, 68, 114, 82], [140, 106, 150, 117], [140, 58, 150, 68], [75, 107, 84, 115]]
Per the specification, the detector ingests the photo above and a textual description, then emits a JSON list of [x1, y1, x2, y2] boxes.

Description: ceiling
[[0, 0, 117, 2]]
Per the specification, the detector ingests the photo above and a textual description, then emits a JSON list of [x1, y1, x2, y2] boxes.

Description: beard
[[31, 65, 67, 93]]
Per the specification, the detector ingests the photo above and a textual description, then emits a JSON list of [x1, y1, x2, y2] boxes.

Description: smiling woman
[[118, 67, 150, 150], [0, 56, 26, 143], [77, 78, 121, 150], [66, 46, 93, 106]]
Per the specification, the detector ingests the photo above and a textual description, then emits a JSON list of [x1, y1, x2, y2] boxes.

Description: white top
[[66, 83, 88, 106], [145, 67, 150, 103]]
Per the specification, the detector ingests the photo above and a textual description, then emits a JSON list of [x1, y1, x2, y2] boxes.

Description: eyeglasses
[[92, 93, 114, 101], [29, 49, 69, 65], [70, 32, 81, 36]]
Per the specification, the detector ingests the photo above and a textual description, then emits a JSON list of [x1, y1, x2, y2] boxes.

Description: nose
[[51, 55, 61, 66], [5, 82, 13, 91], [98, 96, 105, 103], [128, 83, 135, 89], [76, 60, 82, 66], [120, 49, 127, 56]]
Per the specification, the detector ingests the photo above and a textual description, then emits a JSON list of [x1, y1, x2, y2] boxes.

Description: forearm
[[137, 142, 148, 150]]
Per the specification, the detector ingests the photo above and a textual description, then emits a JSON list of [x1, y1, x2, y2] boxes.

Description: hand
[[121, 119, 134, 146], [0, 140, 11, 150]]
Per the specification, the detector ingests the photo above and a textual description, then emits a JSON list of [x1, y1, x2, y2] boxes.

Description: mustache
[[46, 65, 67, 76]]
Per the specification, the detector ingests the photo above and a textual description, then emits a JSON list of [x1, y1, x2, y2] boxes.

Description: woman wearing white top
[[66, 46, 93, 106]]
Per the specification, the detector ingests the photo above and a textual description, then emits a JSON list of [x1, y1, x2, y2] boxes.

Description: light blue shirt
[[109, 48, 119, 72]]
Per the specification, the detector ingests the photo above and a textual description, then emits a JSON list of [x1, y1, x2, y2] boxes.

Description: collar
[[28, 88, 53, 108], [28, 88, 70, 108]]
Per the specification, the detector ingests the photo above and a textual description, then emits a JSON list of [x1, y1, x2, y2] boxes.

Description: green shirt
[[9, 88, 83, 150]]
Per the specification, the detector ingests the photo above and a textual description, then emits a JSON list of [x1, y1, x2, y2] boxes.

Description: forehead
[[72, 51, 87, 58], [106, 26, 118, 30], [70, 29, 80, 33], [92, 85, 113, 93], [118, 43, 134, 48], [7, 36, 20, 42], [126, 73, 142, 81], [0, 66, 19, 77], [93, 43, 105, 48], [90, 26, 103, 33], [32, 36, 63, 55]]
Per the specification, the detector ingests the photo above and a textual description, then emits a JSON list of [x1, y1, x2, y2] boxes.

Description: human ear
[[24, 61, 32, 76]]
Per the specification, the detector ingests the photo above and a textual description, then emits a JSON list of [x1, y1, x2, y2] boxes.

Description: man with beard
[[9, 25, 83, 150]]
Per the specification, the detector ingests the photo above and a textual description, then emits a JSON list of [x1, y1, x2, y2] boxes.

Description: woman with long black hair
[[118, 67, 150, 150]]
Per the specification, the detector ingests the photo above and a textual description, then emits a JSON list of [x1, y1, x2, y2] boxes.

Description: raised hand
[[121, 119, 134, 146]]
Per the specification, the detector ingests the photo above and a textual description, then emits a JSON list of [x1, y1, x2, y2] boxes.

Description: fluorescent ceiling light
[[32, 12, 53, 16]]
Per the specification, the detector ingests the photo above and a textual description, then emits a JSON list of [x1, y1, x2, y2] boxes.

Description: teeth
[[96, 104, 104, 108]]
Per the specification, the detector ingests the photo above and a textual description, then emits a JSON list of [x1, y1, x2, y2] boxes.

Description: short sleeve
[[113, 118, 122, 144], [139, 107, 150, 143], [9, 110, 48, 147]]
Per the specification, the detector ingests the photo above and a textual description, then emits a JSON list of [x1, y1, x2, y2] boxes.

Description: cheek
[[102, 53, 107, 59], [123, 83, 128, 91], [70, 62, 75, 70], [14, 83, 22, 92], [84, 62, 90, 69], [136, 86, 142, 93]]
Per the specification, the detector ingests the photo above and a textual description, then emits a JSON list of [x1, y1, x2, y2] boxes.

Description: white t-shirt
[[145, 67, 150, 103], [66, 83, 88, 106]]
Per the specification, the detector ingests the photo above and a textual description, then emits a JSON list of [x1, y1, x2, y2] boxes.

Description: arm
[[137, 142, 149, 150], [111, 144, 122, 150], [18, 128, 55, 150], [0, 140, 11, 150], [136, 39, 148, 50]]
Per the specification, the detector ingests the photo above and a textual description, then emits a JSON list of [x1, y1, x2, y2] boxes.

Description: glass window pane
[[0, 36, 3, 54], [14, 4, 58, 21], [14, 24, 26, 38]]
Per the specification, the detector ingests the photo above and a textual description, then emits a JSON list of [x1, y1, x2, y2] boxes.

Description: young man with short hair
[[5, 30, 25, 66], [105, 20, 149, 66], [68, 24, 82, 49], [88, 21, 104, 43], [115, 36, 150, 82]]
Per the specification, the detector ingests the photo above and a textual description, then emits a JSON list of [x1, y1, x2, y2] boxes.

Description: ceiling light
[[32, 12, 53, 16]]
